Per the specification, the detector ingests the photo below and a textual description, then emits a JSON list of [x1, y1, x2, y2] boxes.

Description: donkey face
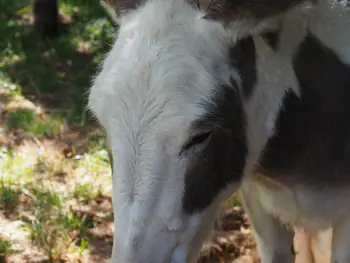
[[89, 0, 307, 262]]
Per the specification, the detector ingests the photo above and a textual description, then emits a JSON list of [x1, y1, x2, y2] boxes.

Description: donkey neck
[[236, 8, 309, 175]]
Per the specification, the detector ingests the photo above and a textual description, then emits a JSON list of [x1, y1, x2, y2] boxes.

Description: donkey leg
[[238, 189, 295, 263], [294, 230, 315, 263]]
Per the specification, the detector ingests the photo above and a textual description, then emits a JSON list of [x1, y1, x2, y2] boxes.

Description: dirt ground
[[0, 198, 332, 263]]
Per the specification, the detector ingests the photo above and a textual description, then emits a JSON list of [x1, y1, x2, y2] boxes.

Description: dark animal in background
[[33, 0, 59, 37]]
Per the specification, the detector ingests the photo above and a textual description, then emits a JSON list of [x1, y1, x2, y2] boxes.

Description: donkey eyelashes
[[182, 131, 212, 153]]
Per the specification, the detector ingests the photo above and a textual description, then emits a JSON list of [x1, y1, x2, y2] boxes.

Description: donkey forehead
[[90, 1, 236, 136], [100, 46, 219, 136]]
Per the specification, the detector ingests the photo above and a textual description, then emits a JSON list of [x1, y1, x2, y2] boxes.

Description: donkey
[[88, 0, 350, 262]]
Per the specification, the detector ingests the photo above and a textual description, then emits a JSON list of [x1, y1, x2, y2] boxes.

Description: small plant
[[67, 238, 89, 262], [30, 185, 62, 209], [6, 108, 35, 130], [61, 207, 90, 235], [73, 183, 92, 202], [0, 235, 13, 261], [28, 214, 72, 262], [73, 181, 107, 203], [26, 186, 89, 262], [0, 180, 21, 213], [27, 203, 74, 262], [26, 187, 65, 261]]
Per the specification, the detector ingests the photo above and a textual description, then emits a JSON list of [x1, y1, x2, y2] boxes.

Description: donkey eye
[[183, 131, 212, 151]]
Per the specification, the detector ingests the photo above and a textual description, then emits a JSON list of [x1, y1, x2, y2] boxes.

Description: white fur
[[240, 1, 350, 262], [260, 0, 350, 228], [88, 0, 350, 262], [242, 4, 309, 173], [89, 1, 238, 262]]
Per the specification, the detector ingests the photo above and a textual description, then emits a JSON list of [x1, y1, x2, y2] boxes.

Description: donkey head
[[89, 0, 309, 262]]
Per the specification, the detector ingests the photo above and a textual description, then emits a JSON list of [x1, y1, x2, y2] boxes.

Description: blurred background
[[0, 1, 256, 262]]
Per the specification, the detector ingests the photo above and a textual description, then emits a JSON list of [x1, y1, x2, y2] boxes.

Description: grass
[[0, 138, 112, 262], [0, 0, 116, 127], [0, 235, 14, 260], [73, 183, 96, 202], [6, 108, 63, 137], [0, 180, 21, 214], [0, 0, 115, 262], [0, 139, 112, 262], [26, 188, 91, 262]]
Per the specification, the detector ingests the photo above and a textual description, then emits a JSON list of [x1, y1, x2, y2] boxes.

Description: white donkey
[[88, 0, 350, 262]]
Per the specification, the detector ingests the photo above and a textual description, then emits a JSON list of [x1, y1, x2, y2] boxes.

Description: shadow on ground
[[1, 0, 115, 128]]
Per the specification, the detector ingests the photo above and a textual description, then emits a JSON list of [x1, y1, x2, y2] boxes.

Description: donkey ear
[[100, 0, 143, 24], [197, 0, 311, 38]]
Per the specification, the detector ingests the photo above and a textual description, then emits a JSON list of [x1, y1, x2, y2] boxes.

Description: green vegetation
[[0, 0, 116, 127], [0, 235, 14, 261], [0, 0, 114, 262], [0, 180, 21, 213], [26, 186, 91, 262], [6, 108, 62, 137]]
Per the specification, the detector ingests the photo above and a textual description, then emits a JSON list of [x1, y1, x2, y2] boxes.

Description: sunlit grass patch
[[0, 138, 111, 192], [72, 150, 112, 199], [0, 72, 22, 97], [0, 142, 68, 185], [25, 185, 90, 262], [31, 146, 69, 180], [0, 141, 110, 260], [81, 148, 110, 168], [72, 176, 110, 202], [27, 210, 86, 262], [73, 183, 98, 202], [0, 146, 38, 183], [31, 184, 63, 209]]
